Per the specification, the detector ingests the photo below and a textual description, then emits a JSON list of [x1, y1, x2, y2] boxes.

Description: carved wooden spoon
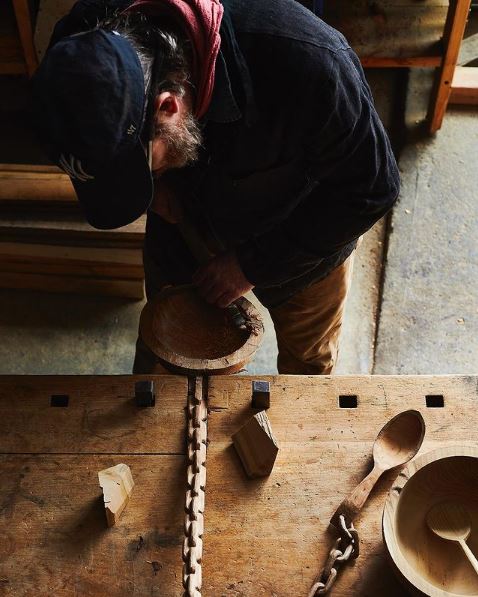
[[427, 501, 478, 575], [330, 409, 425, 528]]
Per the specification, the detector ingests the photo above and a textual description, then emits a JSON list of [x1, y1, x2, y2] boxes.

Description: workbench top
[[0, 374, 477, 596]]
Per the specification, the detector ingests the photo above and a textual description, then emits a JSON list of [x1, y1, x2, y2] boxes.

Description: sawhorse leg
[[427, 0, 471, 133]]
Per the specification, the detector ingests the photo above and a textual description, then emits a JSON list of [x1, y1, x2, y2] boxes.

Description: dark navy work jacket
[[49, 0, 400, 307]]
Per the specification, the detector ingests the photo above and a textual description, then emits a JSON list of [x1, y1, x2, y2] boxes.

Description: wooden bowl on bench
[[383, 446, 478, 596], [139, 286, 264, 375]]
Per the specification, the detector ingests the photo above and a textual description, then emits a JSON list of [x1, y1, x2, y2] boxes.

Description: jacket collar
[[203, 0, 258, 126], [205, 51, 242, 123]]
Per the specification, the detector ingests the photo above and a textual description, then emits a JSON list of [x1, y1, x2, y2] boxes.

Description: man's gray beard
[[156, 112, 202, 171]]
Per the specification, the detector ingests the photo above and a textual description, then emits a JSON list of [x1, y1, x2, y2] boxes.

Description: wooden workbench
[[0, 374, 477, 596]]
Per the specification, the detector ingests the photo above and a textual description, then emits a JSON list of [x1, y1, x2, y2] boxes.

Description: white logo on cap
[[59, 153, 95, 182]]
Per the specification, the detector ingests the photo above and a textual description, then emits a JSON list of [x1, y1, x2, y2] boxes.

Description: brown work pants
[[133, 250, 355, 375], [269, 252, 354, 374]]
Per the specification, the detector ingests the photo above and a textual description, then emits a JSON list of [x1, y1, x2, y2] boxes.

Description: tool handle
[[330, 464, 384, 528], [178, 219, 214, 266], [459, 539, 478, 576]]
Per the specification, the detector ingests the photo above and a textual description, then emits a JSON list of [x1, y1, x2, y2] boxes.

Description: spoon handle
[[330, 464, 384, 528], [458, 539, 478, 576]]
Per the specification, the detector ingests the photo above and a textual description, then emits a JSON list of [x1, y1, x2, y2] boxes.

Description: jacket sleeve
[[236, 48, 400, 287]]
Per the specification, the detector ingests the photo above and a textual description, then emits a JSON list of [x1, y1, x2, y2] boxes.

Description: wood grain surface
[[0, 374, 477, 596], [427, 0, 472, 132], [139, 290, 264, 375], [0, 165, 76, 202], [0, 454, 184, 596], [0, 375, 189, 597], [324, 1, 448, 58], [0, 272, 145, 300], [450, 66, 478, 105], [0, 376, 187, 454], [204, 375, 478, 596], [0, 211, 146, 247]]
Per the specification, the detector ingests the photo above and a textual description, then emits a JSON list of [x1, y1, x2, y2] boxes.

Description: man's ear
[[154, 92, 181, 122]]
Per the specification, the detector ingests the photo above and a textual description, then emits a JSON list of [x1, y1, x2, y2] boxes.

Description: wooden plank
[[0, 164, 75, 203], [428, 0, 472, 132], [2, 374, 477, 595], [325, 2, 448, 59], [12, 0, 39, 76], [207, 374, 478, 412], [0, 241, 144, 281], [458, 31, 478, 65], [0, 175, 77, 203], [0, 242, 143, 267], [204, 375, 478, 596], [450, 65, 478, 104], [0, 164, 65, 173], [0, 271, 145, 299], [0, 454, 184, 596], [326, 0, 449, 5], [0, 34, 26, 74], [0, 211, 146, 246], [0, 2, 27, 74], [0, 62, 25, 75], [0, 375, 187, 454], [0, 208, 146, 298], [0, 258, 143, 280], [361, 55, 442, 68]]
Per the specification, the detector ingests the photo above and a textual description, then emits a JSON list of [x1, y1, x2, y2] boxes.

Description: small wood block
[[232, 411, 279, 478], [450, 66, 478, 105], [98, 463, 135, 527], [251, 380, 270, 410], [135, 380, 155, 407]]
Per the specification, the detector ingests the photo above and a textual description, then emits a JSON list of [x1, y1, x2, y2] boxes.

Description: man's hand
[[150, 180, 183, 223], [192, 251, 254, 308]]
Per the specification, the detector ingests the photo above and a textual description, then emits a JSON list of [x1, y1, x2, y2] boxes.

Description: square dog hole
[[338, 395, 358, 408], [50, 394, 69, 407], [425, 394, 444, 408]]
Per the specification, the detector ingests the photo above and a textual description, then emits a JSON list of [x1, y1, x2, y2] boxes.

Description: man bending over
[[31, 0, 400, 374]]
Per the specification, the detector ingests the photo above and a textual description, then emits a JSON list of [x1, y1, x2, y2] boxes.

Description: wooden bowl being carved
[[383, 446, 478, 596], [139, 286, 264, 375]]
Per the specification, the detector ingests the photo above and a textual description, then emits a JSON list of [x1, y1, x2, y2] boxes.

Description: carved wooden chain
[[181, 377, 359, 597], [183, 377, 208, 597], [308, 515, 360, 596]]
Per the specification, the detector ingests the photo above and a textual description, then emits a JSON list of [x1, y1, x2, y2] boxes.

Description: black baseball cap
[[31, 28, 155, 229]]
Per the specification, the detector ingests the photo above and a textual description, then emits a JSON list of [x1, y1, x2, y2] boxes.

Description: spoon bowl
[[427, 501, 478, 577], [427, 501, 472, 543], [331, 409, 425, 527], [373, 409, 426, 470]]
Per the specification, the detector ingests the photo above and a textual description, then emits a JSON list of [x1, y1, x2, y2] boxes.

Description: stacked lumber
[[0, 164, 145, 299], [450, 66, 478, 105]]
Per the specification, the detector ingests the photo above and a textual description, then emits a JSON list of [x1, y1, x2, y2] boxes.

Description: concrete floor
[[0, 70, 476, 376], [0, 220, 384, 376], [0, 290, 141, 374], [374, 107, 478, 374]]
